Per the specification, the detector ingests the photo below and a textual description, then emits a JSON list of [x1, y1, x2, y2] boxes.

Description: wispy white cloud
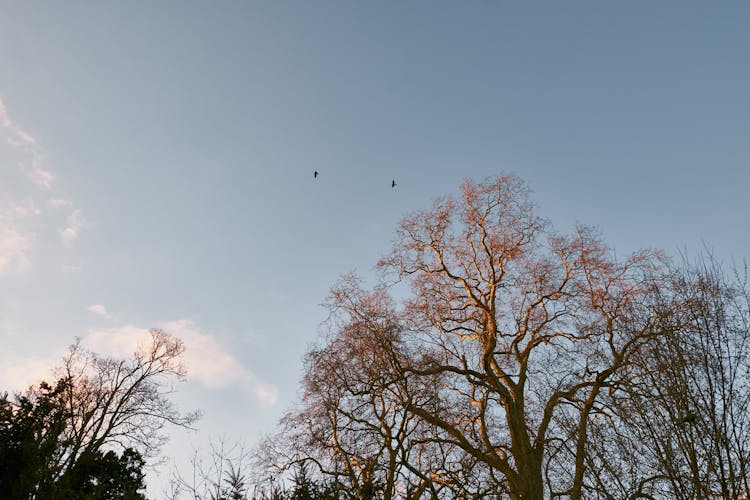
[[0, 99, 37, 146], [83, 320, 279, 408], [87, 304, 114, 320], [1, 97, 84, 273], [0, 355, 57, 392], [0, 200, 39, 275], [163, 320, 279, 407], [81, 325, 151, 358], [0, 226, 33, 274], [0, 316, 277, 407], [60, 209, 86, 249], [1, 199, 40, 218], [48, 201, 87, 250], [47, 198, 73, 210], [21, 156, 54, 190], [0, 99, 54, 189]]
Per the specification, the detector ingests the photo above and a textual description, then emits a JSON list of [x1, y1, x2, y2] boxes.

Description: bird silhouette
[[314, 171, 319, 179], [391, 180, 396, 188]]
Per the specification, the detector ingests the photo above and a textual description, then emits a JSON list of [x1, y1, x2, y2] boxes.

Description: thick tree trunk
[[508, 457, 544, 500], [507, 401, 545, 500]]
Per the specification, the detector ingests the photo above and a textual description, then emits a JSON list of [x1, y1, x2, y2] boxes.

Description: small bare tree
[[591, 254, 750, 499], [49, 329, 200, 480], [168, 438, 253, 500], [1, 328, 198, 497]]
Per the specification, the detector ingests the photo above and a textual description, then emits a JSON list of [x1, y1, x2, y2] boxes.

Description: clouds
[[164, 320, 279, 407], [87, 304, 114, 320], [47, 198, 74, 210], [1, 315, 278, 410], [61, 209, 87, 249], [1, 97, 87, 273], [0, 220, 33, 274], [0, 99, 37, 147], [48, 198, 87, 249], [83, 320, 279, 408], [22, 159, 55, 190], [0, 98, 53, 189], [0, 200, 39, 274], [0, 355, 56, 395]]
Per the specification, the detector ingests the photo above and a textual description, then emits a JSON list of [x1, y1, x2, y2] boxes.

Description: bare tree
[[374, 176, 668, 499], [259, 277, 469, 499], [263, 176, 673, 499], [169, 438, 253, 500], [592, 254, 750, 499], [0, 328, 198, 497], [50, 329, 200, 480]]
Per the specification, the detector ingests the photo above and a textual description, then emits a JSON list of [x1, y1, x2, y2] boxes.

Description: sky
[[1, 1, 749, 495]]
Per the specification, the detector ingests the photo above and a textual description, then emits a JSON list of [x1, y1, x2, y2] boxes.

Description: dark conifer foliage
[[0, 379, 70, 498], [0, 379, 148, 499]]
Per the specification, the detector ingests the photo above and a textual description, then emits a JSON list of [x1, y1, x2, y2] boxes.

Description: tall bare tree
[[374, 176, 668, 499], [264, 176, 672, 499]]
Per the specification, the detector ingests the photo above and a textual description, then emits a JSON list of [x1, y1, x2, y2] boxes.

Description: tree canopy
[[259, 176, 750, 499], [4, 176, 749, 500], [0, 329, 198, 499]]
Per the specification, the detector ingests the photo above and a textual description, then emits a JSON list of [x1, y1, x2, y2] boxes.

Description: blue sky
[[1, 1, 749, 495]]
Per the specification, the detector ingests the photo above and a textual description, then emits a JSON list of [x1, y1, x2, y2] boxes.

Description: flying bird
[[392, 180, 396, 188], [314, 171, 319, 179]]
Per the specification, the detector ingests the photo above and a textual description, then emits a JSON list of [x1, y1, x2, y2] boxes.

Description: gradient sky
[[1, 1, 749, 495]]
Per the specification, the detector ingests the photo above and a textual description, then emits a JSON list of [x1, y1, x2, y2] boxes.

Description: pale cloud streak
[[0, 98, 54, 189], [0, 200, 39, 274], [47, 198, 74, 210], [21, 156, 54, 190], [0, 99, 36, 145], [87, 304, 114, 320], [0, 199, 40, 218], [1, 97, 86, 272], [0, 226, 33, 274], [60, 209, 87, 249], [83, 320, 279, 408], [1, 321, 280, 407], [0, 355, 56, 393]]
